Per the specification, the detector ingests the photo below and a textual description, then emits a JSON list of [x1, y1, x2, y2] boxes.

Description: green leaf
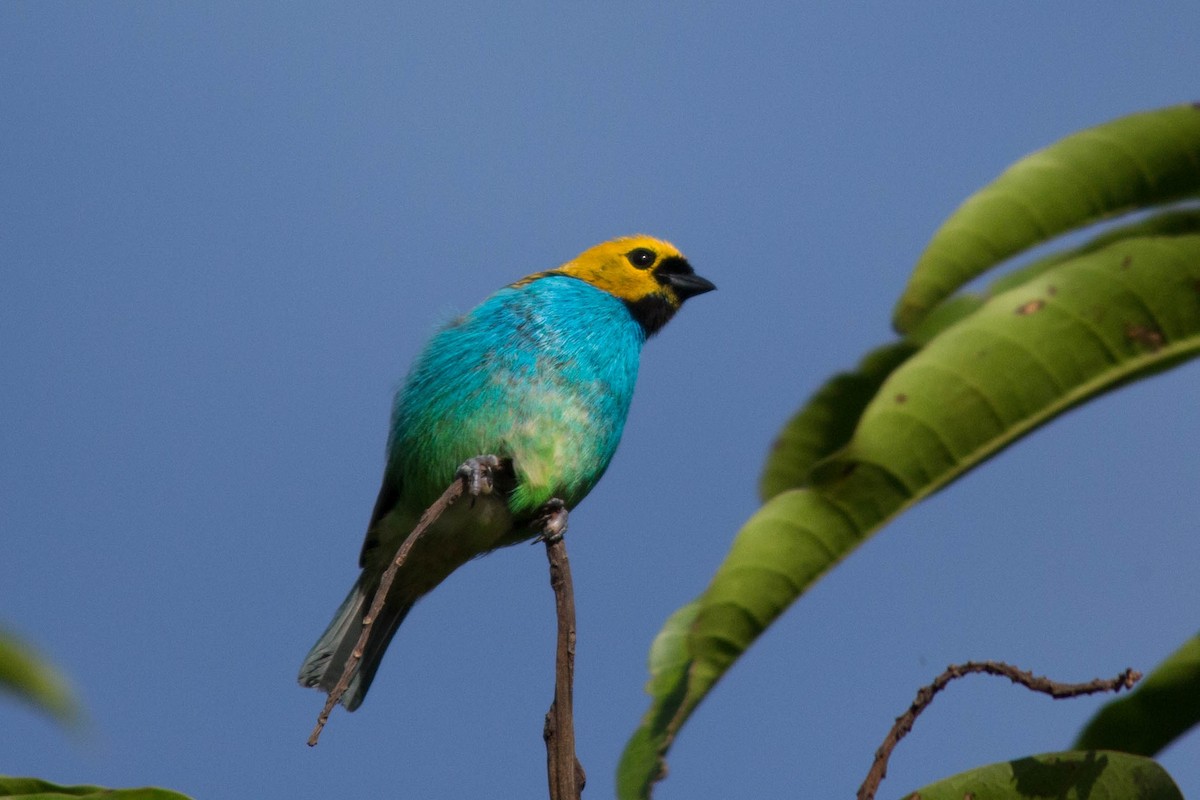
[[988, 207, 1200, 298], [0, 777, 192, 800], [0, 629, 78, 725], [1075, 633, 1200, 757], [762, 214, 1200, 504], [758, 340, 917, 501], [621, 234, 1200, 798], [617, 603, 699, 800], [905, 208, 1200, 350], [899, 751, 1182, 800], [893, 103, 1200, 333]]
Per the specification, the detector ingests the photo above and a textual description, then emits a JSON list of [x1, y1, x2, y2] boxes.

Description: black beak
[[655, 256, 716, 301], [665, 271, 717, 300]]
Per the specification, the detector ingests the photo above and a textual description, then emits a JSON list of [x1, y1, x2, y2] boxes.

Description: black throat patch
[[623, 294, 676, 337]]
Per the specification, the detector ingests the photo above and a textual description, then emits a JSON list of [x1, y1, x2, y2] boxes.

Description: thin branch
[[542, 509, 585, 800], [858, 660, 1141, 800], [307, 477, 466, 746], [305, 464, 587, 800]]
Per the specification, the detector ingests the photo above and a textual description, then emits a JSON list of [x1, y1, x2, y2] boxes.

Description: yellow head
[[522, 235, 716, 335]]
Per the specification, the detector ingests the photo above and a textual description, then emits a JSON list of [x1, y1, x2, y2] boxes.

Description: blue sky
[[3, 3, 1199, 798]]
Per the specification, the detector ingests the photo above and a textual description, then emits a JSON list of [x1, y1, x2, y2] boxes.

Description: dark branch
[[307, 476, 467, 746], [857, 660, 1141, 800], [305, 468, 587, 800], [542, 507, 585, 799]]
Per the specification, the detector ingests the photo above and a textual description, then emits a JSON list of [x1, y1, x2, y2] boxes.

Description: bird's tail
[[297, 573, 413, 711]]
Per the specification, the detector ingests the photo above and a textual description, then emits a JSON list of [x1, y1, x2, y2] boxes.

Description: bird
[[298, 235, 715, 711]]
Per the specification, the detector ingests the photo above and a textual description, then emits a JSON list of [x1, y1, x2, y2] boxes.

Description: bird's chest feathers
[[394, 278, 644, 511], [493, 369, 608, 490]]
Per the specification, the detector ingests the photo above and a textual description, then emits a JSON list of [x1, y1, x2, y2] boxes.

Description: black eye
[[626, 247, 657, 269]]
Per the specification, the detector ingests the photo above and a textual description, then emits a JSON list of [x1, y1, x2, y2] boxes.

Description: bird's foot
[[456, 455, 505, 502], [533, 498, 568, 543]]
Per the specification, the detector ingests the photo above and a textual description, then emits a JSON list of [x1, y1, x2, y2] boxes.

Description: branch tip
[[857, 660, 1141, 800]]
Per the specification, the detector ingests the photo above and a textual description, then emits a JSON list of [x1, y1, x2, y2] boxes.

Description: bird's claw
[[456, 455, 503, 501], [533, 498, 568, 543]]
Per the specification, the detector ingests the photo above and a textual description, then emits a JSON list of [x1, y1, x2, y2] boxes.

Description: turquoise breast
[[388, 275, 646, 515]]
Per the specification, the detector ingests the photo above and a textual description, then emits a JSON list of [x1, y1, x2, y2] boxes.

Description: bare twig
[[307, 477, 466, 746], [858, 661, 1141, 800], [305, 466, 588, 800], [542, 514, 585, 799]]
